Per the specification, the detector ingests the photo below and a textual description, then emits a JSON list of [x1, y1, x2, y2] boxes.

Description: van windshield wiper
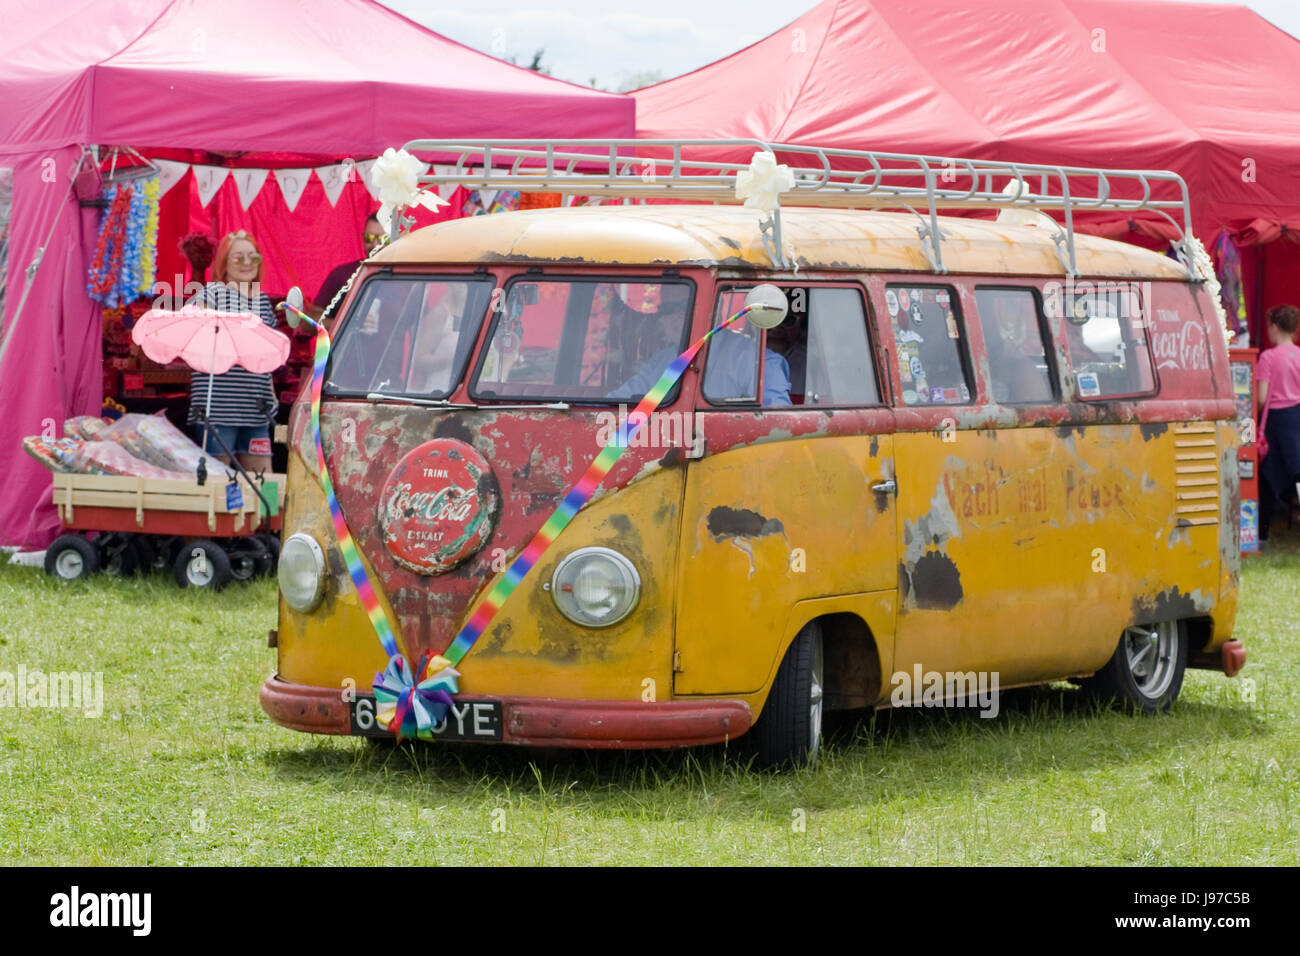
[[364, 392, 571, 412]]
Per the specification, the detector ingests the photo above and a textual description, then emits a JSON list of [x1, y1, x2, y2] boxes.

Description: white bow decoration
[[735, 151, 795, 212], [370, 147, 449, 232]]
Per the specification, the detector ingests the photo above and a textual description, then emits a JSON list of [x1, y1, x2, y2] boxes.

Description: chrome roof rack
[[402, 138, 1196, 277]]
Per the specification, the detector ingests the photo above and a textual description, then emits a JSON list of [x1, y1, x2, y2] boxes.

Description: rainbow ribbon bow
[[373, 652, 461, 742]]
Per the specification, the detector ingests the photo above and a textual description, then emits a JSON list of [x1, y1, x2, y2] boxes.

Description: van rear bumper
[[259, 675, 753, 749]]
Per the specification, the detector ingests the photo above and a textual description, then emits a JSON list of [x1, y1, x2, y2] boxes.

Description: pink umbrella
[[131, 305, 290, 453]]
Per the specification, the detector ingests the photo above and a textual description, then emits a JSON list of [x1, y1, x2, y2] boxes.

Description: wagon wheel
[[44, 534, 100, 581], [226, 536, 272, 582], [174, 539, 233, 590], [96, 532, 141, 577]]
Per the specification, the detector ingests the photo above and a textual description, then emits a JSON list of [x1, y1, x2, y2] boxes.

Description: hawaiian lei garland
[[285, 299, 754, 741], [87, 176, 161, 309]]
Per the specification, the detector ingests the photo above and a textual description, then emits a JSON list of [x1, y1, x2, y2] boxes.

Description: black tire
[[255, 532, 281, 574], [44, 534, 99, 581], [96, 532, 141, 577], [751, 621, 824, 770], [226, 536, 271, 581], [1083, 620, 1187, 714], [173, 539, 233, 590]]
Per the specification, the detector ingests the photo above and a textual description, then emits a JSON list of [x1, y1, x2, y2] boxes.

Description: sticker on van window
[[896, 329, 923, 344], [909, 356, 925, 380], [945, 310, 959, 339], [936, 290, 950, 307], [903, 389, 918, 405], [886, 289, 899, 316], [1077, 371, 1102, 397], [931, 386, 946, 403], [911, 305, 924, 327], [898, 289, 910, 311]]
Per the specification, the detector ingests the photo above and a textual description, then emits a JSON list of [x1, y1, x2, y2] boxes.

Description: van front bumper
[[259, 675, 753, 749]]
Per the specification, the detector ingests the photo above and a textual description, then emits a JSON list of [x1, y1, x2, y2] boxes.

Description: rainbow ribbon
[[290, 301, 752, 739]]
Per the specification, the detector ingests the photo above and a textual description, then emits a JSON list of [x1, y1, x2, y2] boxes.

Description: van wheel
[[1084, 621, 1187, 714], [174, 540, 232, 590], [752, 621, 824, 769], [44, 534, 99, 581]]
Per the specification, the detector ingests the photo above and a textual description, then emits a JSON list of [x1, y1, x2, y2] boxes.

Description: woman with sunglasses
[[185, 230, 278, 474]]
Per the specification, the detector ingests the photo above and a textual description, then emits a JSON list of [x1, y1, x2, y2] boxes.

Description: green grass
[[0, 535, 1296, 866]]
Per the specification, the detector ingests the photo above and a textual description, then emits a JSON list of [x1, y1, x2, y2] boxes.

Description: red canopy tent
[[635, 0, 1300, 339], [0, 0, 634, 548]]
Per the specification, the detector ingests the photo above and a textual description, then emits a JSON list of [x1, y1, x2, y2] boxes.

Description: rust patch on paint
[[706, 506, 784, 540], [1131, 586, 1204, 626], [903, 549, 964, 610], [1139, 422, 1169, 441]]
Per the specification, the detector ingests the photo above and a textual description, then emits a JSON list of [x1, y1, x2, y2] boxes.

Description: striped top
[[186, 283, 278, 427]]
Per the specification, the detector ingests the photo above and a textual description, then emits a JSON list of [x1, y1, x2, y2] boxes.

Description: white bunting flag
[[192, 165, 229, 208], [316, 163, 350, 207], [231, 167, 269, 210], [153, 159, 190, 197], [432, 164, 459, 200], [273, 168, 313, 212], [354, 159, 379, 200]]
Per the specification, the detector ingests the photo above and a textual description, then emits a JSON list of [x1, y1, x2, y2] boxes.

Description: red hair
[[211, 230, 266, 284]]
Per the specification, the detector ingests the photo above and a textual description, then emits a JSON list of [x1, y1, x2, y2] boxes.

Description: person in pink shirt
[[1256, 304, 1300, 544]]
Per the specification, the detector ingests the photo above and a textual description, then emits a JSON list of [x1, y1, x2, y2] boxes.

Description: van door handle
[[872, 479, 897, 494]]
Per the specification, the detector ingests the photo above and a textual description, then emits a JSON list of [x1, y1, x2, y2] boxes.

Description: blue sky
[[380, 0, 1299, 92]]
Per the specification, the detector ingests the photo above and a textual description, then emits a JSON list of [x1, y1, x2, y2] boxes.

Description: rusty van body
[[261, 141, 1245, 767]]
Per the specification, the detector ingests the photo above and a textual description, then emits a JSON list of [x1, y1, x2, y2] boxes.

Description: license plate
[[349, 695, 503, 741]]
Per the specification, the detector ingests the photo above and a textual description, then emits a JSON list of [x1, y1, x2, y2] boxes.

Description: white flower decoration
[[370, 147, 448, 231], [735, 151, 794, 212]]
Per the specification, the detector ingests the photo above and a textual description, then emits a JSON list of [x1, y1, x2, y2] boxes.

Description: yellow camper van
[[262, 140, 1245, 767]]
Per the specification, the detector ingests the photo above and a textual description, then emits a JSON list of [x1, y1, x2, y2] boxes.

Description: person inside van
[[703, 322, 792, 406], [976, 289, 1053, 403], [1256, 303, 1300, 544]]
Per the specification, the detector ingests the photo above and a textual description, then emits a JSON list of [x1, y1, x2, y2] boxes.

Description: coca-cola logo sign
[[378, 439, 498, 575]]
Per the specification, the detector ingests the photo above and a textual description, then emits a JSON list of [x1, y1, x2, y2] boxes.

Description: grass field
[[1, 534, 1296, 866]]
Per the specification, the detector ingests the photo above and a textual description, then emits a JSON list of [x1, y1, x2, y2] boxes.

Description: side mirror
[[745, 283, 788, 329], [282, 286, 305, 328]]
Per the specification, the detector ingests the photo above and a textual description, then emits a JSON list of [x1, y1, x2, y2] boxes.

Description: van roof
[[374, 204, 1190, 280]]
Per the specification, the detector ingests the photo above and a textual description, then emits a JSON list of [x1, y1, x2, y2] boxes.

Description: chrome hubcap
[[55, 550, 83, 579], [809, 633, 824, 754], [187, 553, 214, 586], [1124, 622, 1177, 699]]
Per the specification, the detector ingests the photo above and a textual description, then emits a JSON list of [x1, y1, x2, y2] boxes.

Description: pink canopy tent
[[635, 0, 1300, 340], [0, 0, 634, 548]]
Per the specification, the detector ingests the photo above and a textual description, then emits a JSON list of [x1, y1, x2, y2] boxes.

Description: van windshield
[[324, 276, 494, 398], [471, 279, 694, 403]]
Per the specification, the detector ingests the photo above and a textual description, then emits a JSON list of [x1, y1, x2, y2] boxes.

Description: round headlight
[[279, 533, 327, 612], [550, 547, 641, 628]]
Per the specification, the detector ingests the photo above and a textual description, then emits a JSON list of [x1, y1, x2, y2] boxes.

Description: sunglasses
[[229, 253, 262, 264], [363, 232, 385, 244]]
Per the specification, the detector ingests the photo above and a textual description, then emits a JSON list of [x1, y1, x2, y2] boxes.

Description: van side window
[[703, 286, 879, 407], [703, 288, 789, 405], [973, 288, 1055, 404], [1056, 285, 1157, 399], [885, 284, 971, 406], [792, 287, 880, 406]]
